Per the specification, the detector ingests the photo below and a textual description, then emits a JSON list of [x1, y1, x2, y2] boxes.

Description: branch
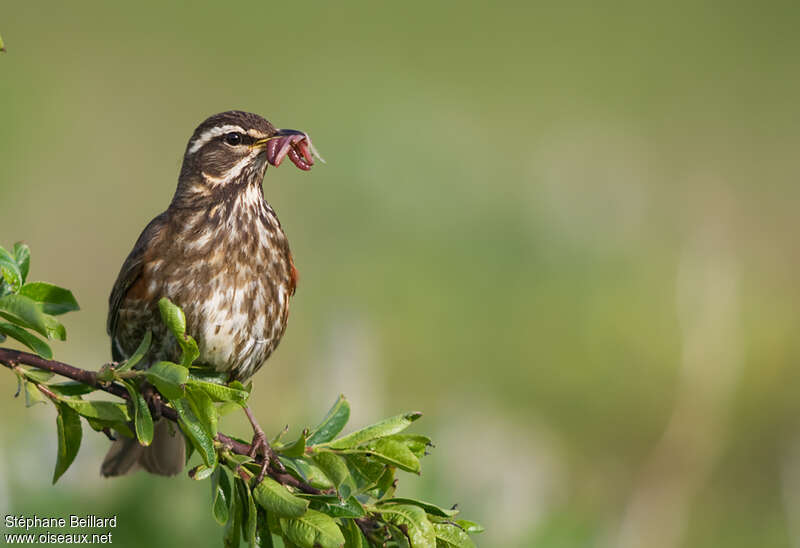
[[0, 347, 321, 494]]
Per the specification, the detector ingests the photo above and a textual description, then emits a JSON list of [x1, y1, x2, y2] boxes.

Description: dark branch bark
[[0, 347, 321, 494], [0, 349, 103, 389]]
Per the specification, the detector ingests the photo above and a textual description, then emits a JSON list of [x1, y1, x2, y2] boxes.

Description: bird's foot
[[244, 406, 285, 484], [247, 430, 273, 484]]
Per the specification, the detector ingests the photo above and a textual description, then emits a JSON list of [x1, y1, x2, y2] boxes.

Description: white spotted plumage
[[110, 116, 296, 381], [104, 111, 304, 478]]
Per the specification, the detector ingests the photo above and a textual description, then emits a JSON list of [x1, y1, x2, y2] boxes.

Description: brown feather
[[103, 111, 304, 476]]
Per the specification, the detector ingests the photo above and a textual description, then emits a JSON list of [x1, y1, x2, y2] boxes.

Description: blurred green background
[[1, 1, 799, 546]]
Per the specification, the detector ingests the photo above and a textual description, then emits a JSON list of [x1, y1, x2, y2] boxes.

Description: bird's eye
[[224, 132, 243, 146]]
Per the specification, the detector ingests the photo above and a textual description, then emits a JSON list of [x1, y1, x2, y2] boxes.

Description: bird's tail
[[101, 418, 185, 477]]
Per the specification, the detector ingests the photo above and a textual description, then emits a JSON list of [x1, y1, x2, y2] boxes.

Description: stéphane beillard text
[[5, 514, 117, 530]]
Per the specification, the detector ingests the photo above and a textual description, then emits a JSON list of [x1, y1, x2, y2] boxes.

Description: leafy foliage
[[0, 244, 482, 547], [0, 243, 79, 359], [53, 403, 82, 483]]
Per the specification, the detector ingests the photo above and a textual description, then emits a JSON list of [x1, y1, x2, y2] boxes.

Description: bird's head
[[173, 111, 318, 206]]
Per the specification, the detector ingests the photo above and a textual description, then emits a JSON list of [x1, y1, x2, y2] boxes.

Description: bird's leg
[[243, 406, 284, 483]]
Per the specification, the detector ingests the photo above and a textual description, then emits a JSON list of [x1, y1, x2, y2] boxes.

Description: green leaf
[[45, 381, 94, 397], [24, 381, 46, 407], [179, 335, 200, 367], [307, 395, 350, 446], [239, 479, 258, 546], [253, 476, 309, 518], [302, 495, 366, 519], [61, 399, 130, 422], [173, 396, 217, 468], [453, 521, 484, 534], [212, 467, 232, 525], [1, 264, 21, 293], [123, 381, 154, 446], [0, 247, 22, 293], [18, 365, 54, 383], [340, 519, 368, 548], [327, 412, 422, 450], [231, 380, 250, 393], [188, 369, 229, 384], [312, 450, 351, 492], [189, 463, 215, 480], [224, 453, 255, 467], [0, 294, 63, 339], [117, 330, 151, 372], [218, 401, 242, 417], [188, 379, 249, 405], [377, 499, 458, 518], [85, 417, 134, 439], [159, 297, 186, 335], [432, 523, 476, 548], [184, 433, 196, 463], [186, 384, 217, 437], [42, 315, 66, 341], [342, 454, 386, 492], [281, 458, 334, 490], [19, 282, 79, 315], [145, 361, 188, 400], [369, 465, 396, 500], [386, 523, 412, 548], [225, 476, 243, 548], [53, 403, 82, 483], [376, 504, 436, 548], [13, 243, 30, 283], [0, 33, 5, 53], [266, 507, 283, 536], [257, 508, 275, 548], [345, 438, 420, 474], [279, 509, 345, 548], [386, 434, 433, 458], [279, 430, 308, 458], [158, 298, 199, 366]]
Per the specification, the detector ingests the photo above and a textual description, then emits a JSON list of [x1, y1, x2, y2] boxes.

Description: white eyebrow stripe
[[247, 129, 269, 139], [187, 124, 247, 154]]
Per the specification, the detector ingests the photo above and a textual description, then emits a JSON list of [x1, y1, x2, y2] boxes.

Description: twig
[[0, 347, 322, 494], [1, 348, 102, 388], [36, 383, 59, 402]]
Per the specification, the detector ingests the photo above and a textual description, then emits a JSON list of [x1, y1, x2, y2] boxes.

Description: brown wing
[[108, 213, 168, 361]]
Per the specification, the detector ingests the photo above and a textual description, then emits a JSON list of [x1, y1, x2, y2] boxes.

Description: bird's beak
[[255, 129, 315, 171]]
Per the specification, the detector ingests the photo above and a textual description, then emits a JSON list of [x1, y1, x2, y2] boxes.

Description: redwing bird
[[101, 111, 316, 477]]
